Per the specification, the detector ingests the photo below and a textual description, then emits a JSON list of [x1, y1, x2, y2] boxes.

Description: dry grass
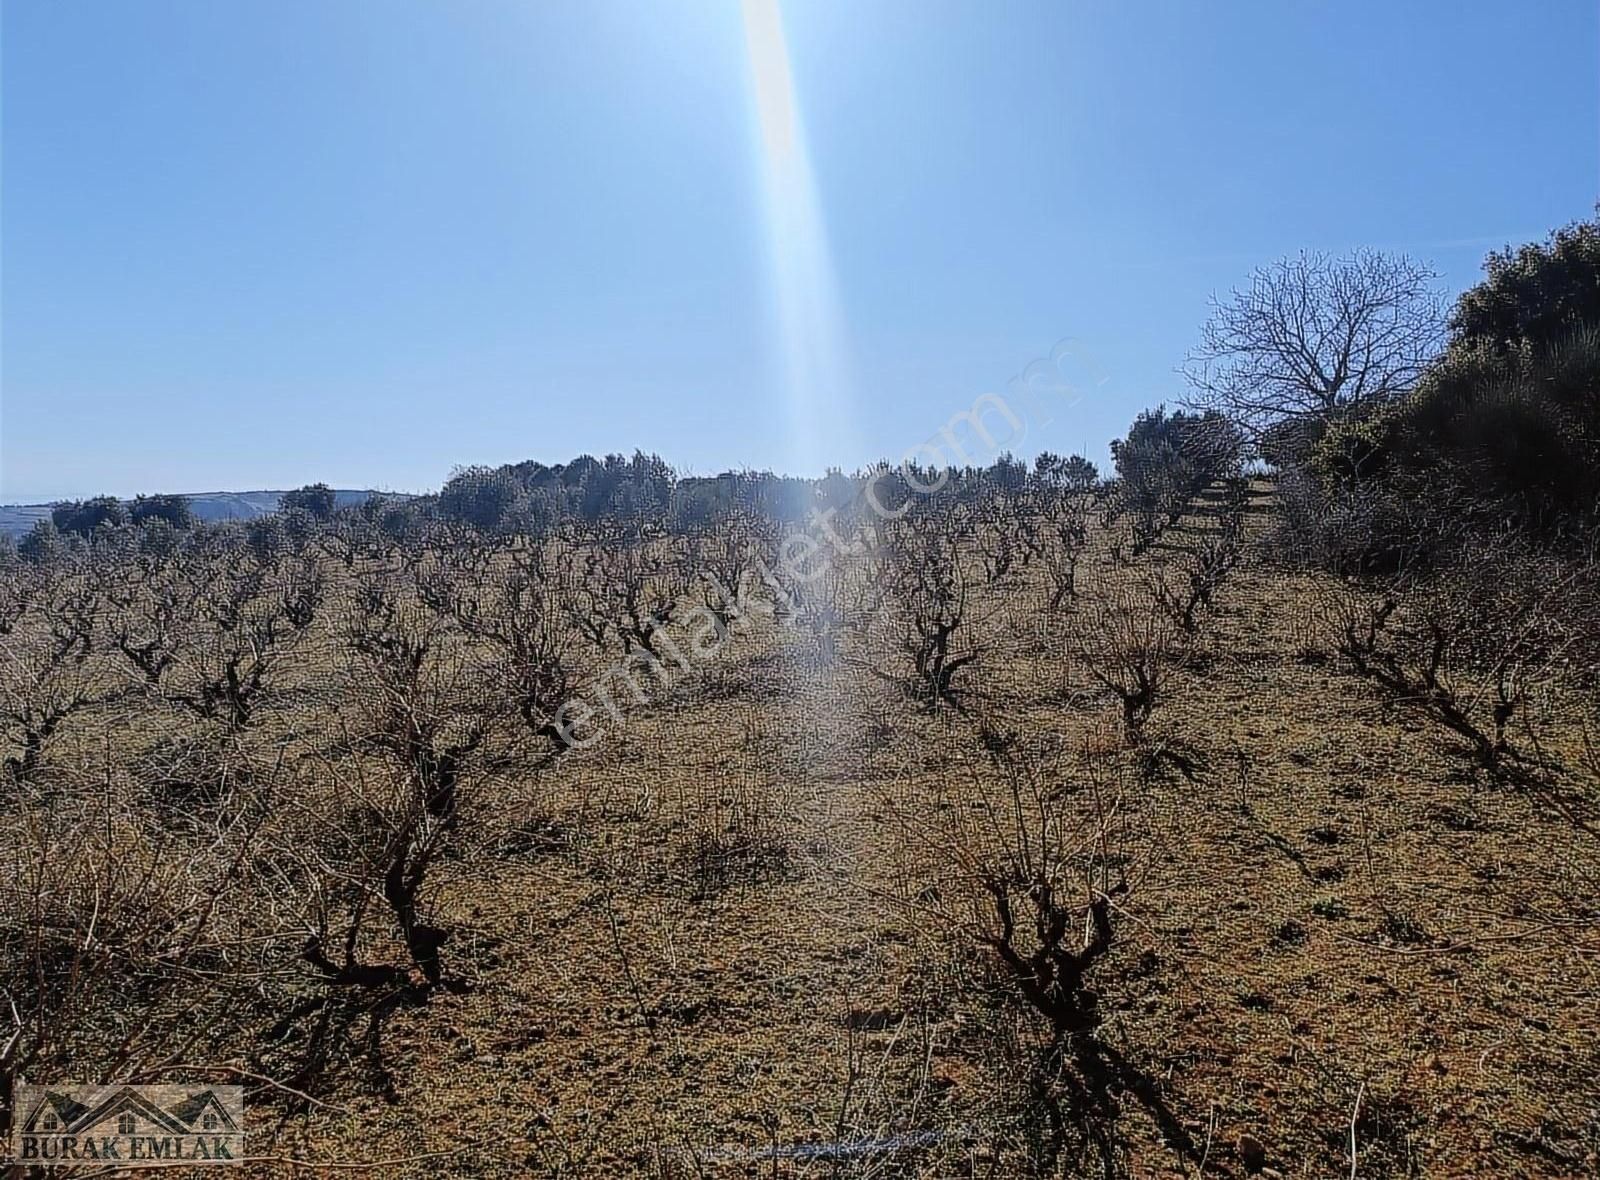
[[2, 483, 1598, 1176]]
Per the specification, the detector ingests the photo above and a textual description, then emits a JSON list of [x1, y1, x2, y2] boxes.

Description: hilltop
[[0, 489, 399, 536]]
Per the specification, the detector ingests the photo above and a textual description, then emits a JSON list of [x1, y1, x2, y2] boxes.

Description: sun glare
[[740, 0, 856, 478]]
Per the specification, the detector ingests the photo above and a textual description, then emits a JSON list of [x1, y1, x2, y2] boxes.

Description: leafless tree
[[1074, 581, 1181, 734], [1036, 486, 1093, 609], [882, 737, 1194, 1174], [1, 749, 291, 1139], [841, 535, 891, 635], [112, 551, 322, 728], [110, 558, 200, 691], [1182, 250, 1445, 440], [0, 565, 36, 637], [1315, 547, 1586, 767], [409, 531, 493, 623], [405, 534, 578, 750], [466, 543, 577, 751], [1148, 534, 1241, 634], [332, 573, 503, 984], [0, 570, 102, 782], [690, 505, 776, 629], [787, 561, 848, 670], [559, 524, 688, 659], [319, 514, 401, 571], [877, 504, 978, 709], [975, 485, 1035, 585]]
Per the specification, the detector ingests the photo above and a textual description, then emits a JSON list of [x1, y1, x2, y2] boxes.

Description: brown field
[[3, 482, 1598, 1178]]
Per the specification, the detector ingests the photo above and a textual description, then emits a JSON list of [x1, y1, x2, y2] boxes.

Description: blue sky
[[2, 0, 1595, 502]]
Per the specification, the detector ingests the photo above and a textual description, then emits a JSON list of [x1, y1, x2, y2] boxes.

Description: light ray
[[740, 0, 856, 478]]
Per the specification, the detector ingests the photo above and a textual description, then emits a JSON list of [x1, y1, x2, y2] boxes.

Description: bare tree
[[1314, 547, 1583, 768], [881, 737, 1195, 1174], [0, 565, 37, 637], [451, 541, 577, 752], [1182, 250, 1445, 441], [787, 560, 848, 670], [690, 505, 776, 629], [937, 752, 1125, 1036], [409, 529, 496, 623], [112, 551, 322, 729], [334, 573, 502, 984], [974, 483, 1034, 585], [0, 570, 102, 782], [559, 524, 688, 659], [1074, 581, 1181, 734], [1147, 533, 1241, 635], [1, 748, 291, 1138], [877, 504, 978, 709], [1036, 486, 1093, 609]]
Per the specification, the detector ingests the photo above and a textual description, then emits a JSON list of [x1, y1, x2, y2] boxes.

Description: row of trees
[[46, 484, 341, 539], [0, 440, 1246, 1110], [0, 433, 1245, 800], [16, 434, 1239, 587], [25, 212, 1598, 587]]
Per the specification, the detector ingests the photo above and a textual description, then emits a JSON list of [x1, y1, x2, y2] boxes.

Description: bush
[[281, 482, 337, 520], [51, 495, 126, 537], [246, 514, 289, 563], [1308, 327, 1600, 552], [1034, 451, 1099, 492], [1451, 213, 1600, 354], [1112, 407, 1242, 547], [1280, 217, 1600, 570], [129, 493, 195, 530], [439, 465, 522, 532], [17, 520, 63, 566], [673, 768, 793, 896]]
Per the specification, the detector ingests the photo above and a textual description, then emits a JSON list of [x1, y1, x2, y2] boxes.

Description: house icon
[[22, 1086, 239, 1138], [20, 1091, 89, 1135], [167, 1090, 240, 1134]]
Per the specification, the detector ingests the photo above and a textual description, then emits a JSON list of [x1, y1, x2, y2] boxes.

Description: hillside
[[0, 489, 398, 536]]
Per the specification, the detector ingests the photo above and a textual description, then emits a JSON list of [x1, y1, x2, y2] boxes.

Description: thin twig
[[129, 1062, 347, 1113], [1194, 1102, 1216, 1177], [1348, 1080, 1365, 1180]]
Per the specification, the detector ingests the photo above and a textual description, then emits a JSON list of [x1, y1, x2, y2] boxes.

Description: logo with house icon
[[11, 1083, 244, 1166]]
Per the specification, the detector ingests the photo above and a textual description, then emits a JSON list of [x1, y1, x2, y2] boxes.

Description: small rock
[[1237, 1132, 1267, 1172], [843, 1007, 899, 1031]]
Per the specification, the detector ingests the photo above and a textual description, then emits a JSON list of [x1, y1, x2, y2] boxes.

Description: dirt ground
[[245, 496, 1600, 1177], [8, 488, 1598, 1179]]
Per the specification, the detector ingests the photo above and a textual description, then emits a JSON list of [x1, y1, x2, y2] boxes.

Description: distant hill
[[0, 490, 400, 537]]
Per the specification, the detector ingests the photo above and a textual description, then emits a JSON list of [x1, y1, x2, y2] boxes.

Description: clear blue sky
[[3, 0, 1595, 502]]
